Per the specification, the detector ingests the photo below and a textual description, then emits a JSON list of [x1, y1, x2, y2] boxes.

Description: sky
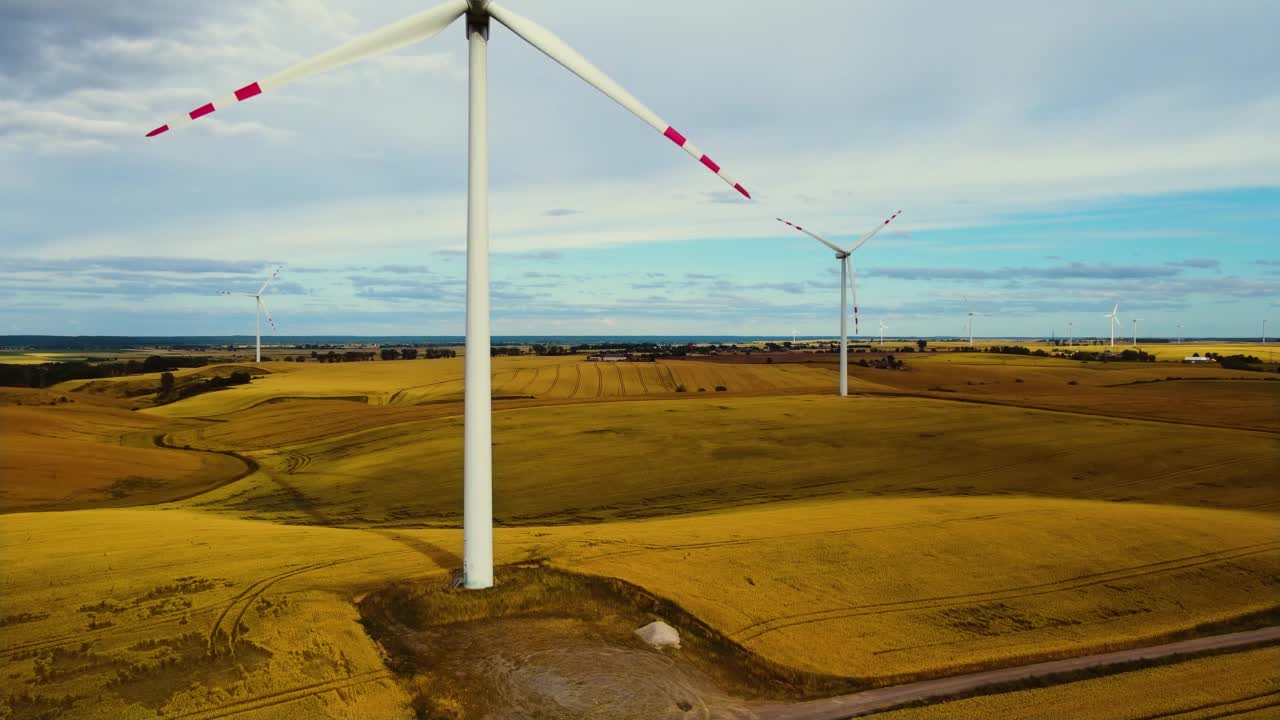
[[2, 0, 1277, 339]]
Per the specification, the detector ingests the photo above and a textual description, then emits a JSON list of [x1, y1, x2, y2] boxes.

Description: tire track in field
[[0, 603, 223, 660], [1089, 456, 1257, 495], [387, 376, 464, 404], [573, 510, 1048, 563], [167, 669, 393, 719], [634, 364, 651, 394], [545, 363, 561, 397], [665, 365, 683, 392], [567, 364, 582, 399], [872, 435, 1138, 493], [513, 366, 541, 394], [614, 362, 628, 396], [1132, 691, 1280, 720], [208, 550, 410, 657], [594, 362, 605, 399], [734, 541, 1280, 642]]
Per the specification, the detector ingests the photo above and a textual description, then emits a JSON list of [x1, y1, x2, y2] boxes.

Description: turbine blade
[[776, 218, 847, 254], [486, 1, 750, 198], [848, 256, 858, 335], [848, 210, 902, 252], [259, 296, 277, 333], [258, 265, 282, 295], [145, 0, 467, 137]]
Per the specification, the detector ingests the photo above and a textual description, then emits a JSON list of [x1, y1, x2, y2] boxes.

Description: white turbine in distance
[[1131, 316, 1143, 346], [1068, 320, 1074, 347], [965, 297, 991, 348], [1177, 320, 1183, 345], [878, 319, 888, 346], [1263, 319, 1269, 344], [219, 266, 281, 363], [1104, 304, 1121, 349], [147, 0, 751, 590], [776, 211, 903, 397]]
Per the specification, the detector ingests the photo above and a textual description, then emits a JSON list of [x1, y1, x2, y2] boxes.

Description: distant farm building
[[586, 352, 655, 362], [1182, 356, 1214, 363]]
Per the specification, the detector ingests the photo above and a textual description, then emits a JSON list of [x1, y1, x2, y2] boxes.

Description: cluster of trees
[[0, 356, 208, 389], [987, 345, 1052, 357], [1058, 348, 1156, 362], [379, 348, 422, 361], [857, 354, 906, 370], [156, 370, 252, 404], [1204, 352, 1269, 371]]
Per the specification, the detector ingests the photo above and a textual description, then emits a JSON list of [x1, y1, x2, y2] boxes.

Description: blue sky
[[1, 0, 1277, 337]]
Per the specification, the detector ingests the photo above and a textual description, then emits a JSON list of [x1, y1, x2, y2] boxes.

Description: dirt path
[[751, 626, 1280, 719]]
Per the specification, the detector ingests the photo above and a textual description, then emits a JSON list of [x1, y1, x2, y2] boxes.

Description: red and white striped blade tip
[[662, 127, 749, 198], [145, 82, 264, 138]]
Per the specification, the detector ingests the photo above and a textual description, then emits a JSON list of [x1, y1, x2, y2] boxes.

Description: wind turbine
[[965, 297, 991, 348], [1264, 319, 1269, 344], [147, 1, 750, 590], [878, 319, 888, 346], [1068, 320, 1074, 347], [1177, 321, 1183, 345], [1104, 304, 1121, 349], [219, 266, 281, 363], [1131, 317, 1143, 346], [776, 211, 903, 396]]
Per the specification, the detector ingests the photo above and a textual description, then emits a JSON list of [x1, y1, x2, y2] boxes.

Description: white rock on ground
[[634, 621, 681, 649]]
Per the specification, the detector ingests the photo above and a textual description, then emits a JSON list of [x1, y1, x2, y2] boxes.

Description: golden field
[[157, 392, 1280, 528], [3, 351, 1278, 717], [876, 643, 1280, 719], [1, 497, 1276, 717]]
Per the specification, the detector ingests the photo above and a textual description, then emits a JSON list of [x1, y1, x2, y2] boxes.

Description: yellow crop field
[[0, 403, 246, 512], [916, 341, 1277, 363], [165, 393, 1279, 527], [125, 356, 836, 418], [875, 644, 1280, 719], [546, 497, 1280, 680], [1, 497, 1275, 717], [6, 348, 1278, 717]]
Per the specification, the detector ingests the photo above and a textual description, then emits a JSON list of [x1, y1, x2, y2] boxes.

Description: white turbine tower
[[1263, 319, 1268, 344], [1131, 317, 1143, 346], [965, 297, 991, 348], [147, 1, 750, 590], [878, 319, 888, 346], [1068, 320, 1074, 347], [776, 211, 903, 396], [1177, 321, 1183, 345], [1104, 304, 1121, 349], [219, 266, 281, 363]]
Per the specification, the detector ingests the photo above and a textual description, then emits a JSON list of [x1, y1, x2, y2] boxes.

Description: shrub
[[698, 388, 707, 392], [714, 385, 727, 392], [1067, 380, 1079, 385], [1015, 378, 1024, 383], [675, 385, 687, 393]]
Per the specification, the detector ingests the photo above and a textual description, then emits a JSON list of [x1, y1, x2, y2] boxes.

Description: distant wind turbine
[[878, 319, 888, 346], [965, 296, 991, 348], [777, 211, 902, 396], [1131, 317, 1143, 346], [220, 266, 281, 363], [1264, 319, 1269, 344], [792, 328, 798, 344], [1104, 304, 1121, 349], [1068, 320, 1074, 347], [1177, 321, 1183, 345], [147, 0, 752, 590]]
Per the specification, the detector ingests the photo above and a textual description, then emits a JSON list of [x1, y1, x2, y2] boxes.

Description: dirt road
[[752, 626, 1280, 719]]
